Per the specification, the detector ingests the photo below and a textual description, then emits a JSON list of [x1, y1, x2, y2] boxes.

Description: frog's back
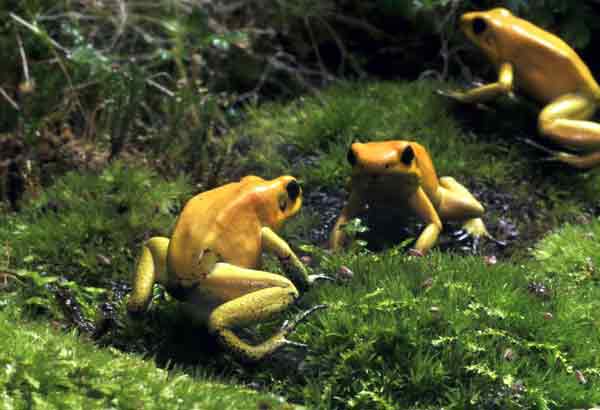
[[168, 177, 264, 279], [498, 15, 600, 102]]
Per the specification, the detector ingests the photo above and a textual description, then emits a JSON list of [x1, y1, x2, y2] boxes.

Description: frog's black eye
[[347, 149, 357, 166], [286, 180, 300, 201], [400, 145, 415, 165], [472, 17, 487, 35]]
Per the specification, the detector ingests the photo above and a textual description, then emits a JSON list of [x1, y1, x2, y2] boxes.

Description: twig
[[0, 87, 19, 111], [145, 78, 175, 98], [108, 0, 128, 50], [9, 13, 69, 53], [16, 32, 30, 84], [304, 16, 331, 86], [318, 16, 365, 79]]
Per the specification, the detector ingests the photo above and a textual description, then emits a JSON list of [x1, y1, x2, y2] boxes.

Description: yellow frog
[[330, 141, 489, 254], [127, 175, 326, 361], [443, 7, 600, 169]]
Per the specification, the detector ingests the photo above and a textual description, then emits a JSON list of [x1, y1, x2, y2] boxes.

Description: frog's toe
[[281, 339, 309, 349], [281, 304, 328, 334], [520, 137, 557, 156], [458, 219, 506, 250], [308, 274, 335, 285], [436, 89, 462, 101], [462, 218, 490, 239]]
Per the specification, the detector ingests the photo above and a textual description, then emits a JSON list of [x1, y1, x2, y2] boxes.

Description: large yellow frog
[[443, 8, 600, 169], [127, 175, 325, 361], [330, 140, 489, 254]]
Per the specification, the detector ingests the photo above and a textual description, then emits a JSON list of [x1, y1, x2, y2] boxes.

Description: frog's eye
[[286, 180, 300, 201], [472, 17, 487, 35], [400, 145, 415, 165], [278, 193, 287, 212], [347, 149, 357, 166]]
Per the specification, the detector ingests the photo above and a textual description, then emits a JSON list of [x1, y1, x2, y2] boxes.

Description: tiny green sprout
[[341, 217, 369, 237]]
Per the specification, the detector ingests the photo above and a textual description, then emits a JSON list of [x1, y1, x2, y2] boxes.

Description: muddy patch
[[300, 179, 560, 259]]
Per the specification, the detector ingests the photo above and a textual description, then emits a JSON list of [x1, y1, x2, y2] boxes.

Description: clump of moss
[[0, 161, 191, 286], [0, 307, 294, 410], [250, 246, 600, 409], [233, 80, 518, 188]]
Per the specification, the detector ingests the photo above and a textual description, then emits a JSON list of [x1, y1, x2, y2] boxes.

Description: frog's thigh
[[127, 237, 170, 314], [194, 262, 297, 303], [201, 263, 299, 360], [538, 93, 600, 152], [437, 177, 484, 221]]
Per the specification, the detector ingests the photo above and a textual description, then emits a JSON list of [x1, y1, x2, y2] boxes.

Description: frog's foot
[[436, 88, 470, 103], [307, 274, 335, 285], [453, 218, 505, 252], [520, 138, 600, 169], [280, 304, 328, 348], [281, 304, 328, 334], [435, 88, 497, 112], [542, 150, 600, 169]]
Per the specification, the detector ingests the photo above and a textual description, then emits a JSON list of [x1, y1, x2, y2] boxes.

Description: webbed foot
[[452, 218, 505, 253], [281, 304, 328, 336]]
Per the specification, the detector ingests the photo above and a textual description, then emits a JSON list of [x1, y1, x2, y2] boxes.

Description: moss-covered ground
[[2, 80, 600, 409]]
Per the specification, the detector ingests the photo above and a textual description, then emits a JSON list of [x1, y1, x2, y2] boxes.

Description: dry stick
[[10, 11, 84, 117], [0, 87, 19, 111], [9, 13, 69, 53], [108, 0, 128, 50], [304, 16, 331, 86], [11, 12, 175, 100], [16, 32, 30, 85], [145, 78, 175, 98], [318, 16, 365, 79]]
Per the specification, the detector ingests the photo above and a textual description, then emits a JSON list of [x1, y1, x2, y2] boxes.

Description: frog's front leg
[[440, 62, 514, 103], [437, 177, 489, 240], [127, 237, 170, 314], [197, 263, 323, 361], [329, 190, 365, 251], [408, 188, 443, 254], [538, 93, 600, 169], [261, 227, 311, 289]]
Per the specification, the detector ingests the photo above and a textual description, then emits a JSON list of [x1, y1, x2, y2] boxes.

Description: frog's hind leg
[[538, 93, 600, 169], [127, 237, 170, 315], [198, 263, 322, 361], [437, 177, 489, 239]]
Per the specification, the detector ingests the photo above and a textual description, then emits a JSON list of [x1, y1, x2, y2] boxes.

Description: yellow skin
[[127, 175, 324, 361], [444, 8, 600, 169], [330, 141, 489, 254]]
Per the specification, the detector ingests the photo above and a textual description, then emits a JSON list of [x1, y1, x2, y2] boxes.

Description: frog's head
[[460, 8, 512, 64], [347, 141, 421, 185], [253, 175, 303, 230]]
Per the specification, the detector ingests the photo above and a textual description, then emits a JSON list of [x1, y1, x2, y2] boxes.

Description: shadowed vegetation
[[3, 0, 600, 408], [2, 80, 600, 409]]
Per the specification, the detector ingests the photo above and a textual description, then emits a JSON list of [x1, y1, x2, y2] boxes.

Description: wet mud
[[300, 179, 535, 259]]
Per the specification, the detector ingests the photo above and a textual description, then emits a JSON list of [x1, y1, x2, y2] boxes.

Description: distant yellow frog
[[127, 175, 325, 361], [330, 141, 489, 254], [443, 8, 600, 169]]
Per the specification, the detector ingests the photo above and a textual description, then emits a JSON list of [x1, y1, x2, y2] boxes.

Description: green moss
[[3, 80, 600, 409], [0, 162, 191, 286], [233, 80, 525, 188], [0, 308, 293, 410], [253, 248, 600, 409]]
